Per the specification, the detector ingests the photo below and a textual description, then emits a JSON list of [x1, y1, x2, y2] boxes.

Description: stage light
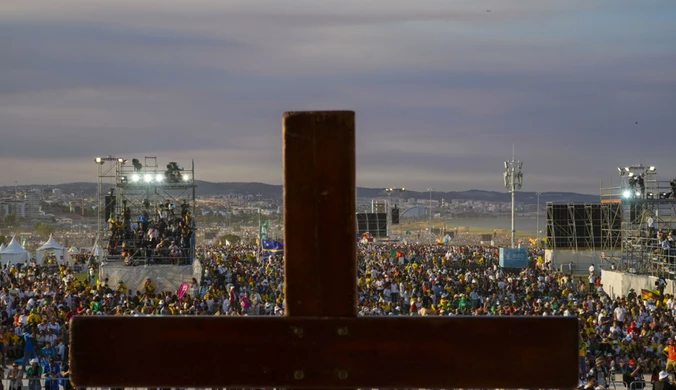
[[144, 174, 153, 183], [624, 167, 630, 172], [183, 174, 190, 182], [648, 166, 656, 172], [660, 193, 669, 199], [118, 158, 128, 164], [131, 174, 140, 183], [617, 167, 623, 175], [628, 172, 634, 177], [647, 192, 654, 199], [623, 190, 632, 199], [155, 174, 164, 182], [635, 190, 641, 197], [165, 162, 183, 183], [132, 159, 143, 172], [120, 176, 128, 184], [94, 157, 102, 164]]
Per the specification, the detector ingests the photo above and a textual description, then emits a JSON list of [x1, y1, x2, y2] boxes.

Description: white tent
[[36, 235, 67, 264], [0, 237, 29, 265], [0, 243, 5, 253]]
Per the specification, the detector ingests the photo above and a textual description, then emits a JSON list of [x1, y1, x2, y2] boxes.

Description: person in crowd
[[7, 362, 23, 390], [25, 359, 42, 390], [654, 371, 675, 390]]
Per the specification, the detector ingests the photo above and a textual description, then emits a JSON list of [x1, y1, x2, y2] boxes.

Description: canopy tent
[[0, 243, 5, 253], [36, 235, 68, 264], [0, 237, 29, 265]]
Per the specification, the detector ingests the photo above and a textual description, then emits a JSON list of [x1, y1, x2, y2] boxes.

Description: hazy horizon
[[1, 1, 674, 192], [0, 179, 602, 196]]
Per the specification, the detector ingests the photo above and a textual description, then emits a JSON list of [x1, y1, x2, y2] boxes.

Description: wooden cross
[[70, 111, 578, 389]]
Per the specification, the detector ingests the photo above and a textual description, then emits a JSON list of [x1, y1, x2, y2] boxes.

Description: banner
[[177, 282, 190, 300], [499, 248, 528, 268], [259, 220, 269, 241]]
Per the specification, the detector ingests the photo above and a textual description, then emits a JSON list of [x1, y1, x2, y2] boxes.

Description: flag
[[641, 289, 661, 300], [261, 239, 283, 255], [259, 220, 269, 241]]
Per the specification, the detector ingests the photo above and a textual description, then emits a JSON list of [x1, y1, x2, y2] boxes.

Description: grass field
[[397, 220, 533, 237]]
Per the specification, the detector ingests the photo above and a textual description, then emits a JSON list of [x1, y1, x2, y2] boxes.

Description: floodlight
[[155, 174, 164, 182], [618, 167, 623, 175], [183, 174, 190, 182], [660, 193, 669, 200], [635, 190, 641, 197], [504, 161, 508, 169], [647, 192, 654, 199], [622, 190, 632, 199], [144, 174, 153, 182], [624, 167, 630, 172], [648, 166, 656, 172], [94, 157, 102, 164], [628, 172, 634, 177], [131, 174, 140, 182], [118, 158, 128, 164]]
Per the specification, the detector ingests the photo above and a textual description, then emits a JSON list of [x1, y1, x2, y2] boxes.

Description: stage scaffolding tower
[[96, 156, 197, 263], [601, 164, 676, 276], [95, 156, 125, 244]]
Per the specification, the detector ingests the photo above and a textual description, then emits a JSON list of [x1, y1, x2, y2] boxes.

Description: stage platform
[[99, 261, 202, 294]]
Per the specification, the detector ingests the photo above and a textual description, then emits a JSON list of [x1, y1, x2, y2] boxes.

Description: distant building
[[52, 188, 63, 200], [0, 200, 26, 218], [25, 189, 41, 219]]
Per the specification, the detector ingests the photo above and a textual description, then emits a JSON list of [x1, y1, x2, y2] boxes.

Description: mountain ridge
[[1, 181, 600, 204]]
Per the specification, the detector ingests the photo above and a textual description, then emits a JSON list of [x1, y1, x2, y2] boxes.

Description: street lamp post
[[536, 192, 541, 246], [427, 187, 434, 237], [396, 188, 406, 206], [385, 188, 393, 237], [504, 155, 523, 249]]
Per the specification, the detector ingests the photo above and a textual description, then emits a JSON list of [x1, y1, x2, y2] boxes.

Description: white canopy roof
[[1, 237, 27, 254], [37, 235, 64, 251], [0, 244, 4, 252]]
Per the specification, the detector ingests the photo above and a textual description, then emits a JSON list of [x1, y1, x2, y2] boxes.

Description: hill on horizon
[[1, 181, 600, 204]]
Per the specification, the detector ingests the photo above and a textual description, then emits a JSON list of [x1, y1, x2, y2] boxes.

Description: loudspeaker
[[391, 206, 400, 225], [356, 213, 388, 237]]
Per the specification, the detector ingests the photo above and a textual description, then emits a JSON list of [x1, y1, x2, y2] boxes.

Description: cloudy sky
[[1, 0, 674, 193]]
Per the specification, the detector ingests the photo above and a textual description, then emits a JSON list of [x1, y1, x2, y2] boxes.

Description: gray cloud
[[0, 0, 675, 193]]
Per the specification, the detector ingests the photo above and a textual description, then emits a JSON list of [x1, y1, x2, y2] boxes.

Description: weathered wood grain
[[282, 111, 357, 318], [70, 315, 578, 388]]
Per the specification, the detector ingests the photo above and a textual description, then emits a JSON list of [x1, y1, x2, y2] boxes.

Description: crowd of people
[[2, 240, 676, 389], [105, 196, 195, 266]]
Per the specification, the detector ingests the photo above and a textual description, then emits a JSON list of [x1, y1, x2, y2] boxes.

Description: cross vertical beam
[[283, 111, 357, 317]]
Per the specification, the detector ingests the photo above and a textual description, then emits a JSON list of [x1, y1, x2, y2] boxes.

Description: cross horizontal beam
[[70, 315, 578, 389]]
